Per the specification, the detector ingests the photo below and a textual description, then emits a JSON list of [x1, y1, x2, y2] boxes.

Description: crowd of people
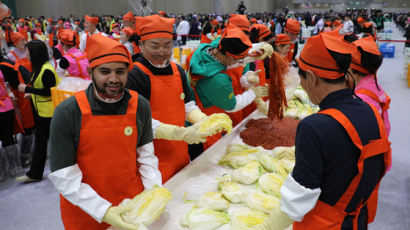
[[0, 4, 402, 229]]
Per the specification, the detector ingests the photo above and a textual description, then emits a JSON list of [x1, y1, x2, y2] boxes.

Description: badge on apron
[[180, 93, 185, 100], [124, 126, 133, 136]]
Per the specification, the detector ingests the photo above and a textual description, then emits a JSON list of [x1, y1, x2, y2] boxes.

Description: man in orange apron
[[126, 15, 220, 182], [262, 30, 391, 230], [284, 18, 301, 63], [79, 15, 107, 52], [48, 34, 162, 230], [201, 19, 220, 44]]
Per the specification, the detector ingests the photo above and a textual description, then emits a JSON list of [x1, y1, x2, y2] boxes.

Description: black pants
[[0, 109, 16, 147], [179, 35, 187, 46], [26, 113, 51, 180]]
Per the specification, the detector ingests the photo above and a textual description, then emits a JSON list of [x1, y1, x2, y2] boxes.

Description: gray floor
[[1, 27, 410, 230]]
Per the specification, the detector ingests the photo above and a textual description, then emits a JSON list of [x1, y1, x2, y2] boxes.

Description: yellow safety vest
[[31, 62, 60, 117]]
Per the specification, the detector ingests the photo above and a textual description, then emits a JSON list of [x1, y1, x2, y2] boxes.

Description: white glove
[[250, 85, 269, 98], [248, 42, 274, 60], [240, 70, 261, 89], [254, 98, 268, 115], [137, 142, 162, 190]]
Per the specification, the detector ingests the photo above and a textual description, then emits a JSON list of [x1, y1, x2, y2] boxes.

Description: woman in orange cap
[[127, 14, 218, 181], [350, 36, 390, 136], [109, 23, 120, 41], [79, 15, 107, 51], [48, 33, 161, 230], [261, 32, 390, 230], [7, 32, 31, 72], [283, 18, 300, 62], [57, 29, 90, 79]]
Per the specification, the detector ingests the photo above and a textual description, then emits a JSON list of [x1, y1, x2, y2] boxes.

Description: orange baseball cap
[[274, 34, 291, 45], [250, 18, 258, 24], [228, 14, 250, 33], [297, 32, 354, 79], [86, 34, 133, 71], [10, 32, 25, 46], [210, 19, 218, 26], [284, 18, 300, 34], [350, 36, 381, 75], [123, 11, 134, 22], [251, 24, 272, 41], [158, 11, 166, 17], [84, 15, 99, 25], [218, 24, 252, 59], [136, 14, 175, 41]]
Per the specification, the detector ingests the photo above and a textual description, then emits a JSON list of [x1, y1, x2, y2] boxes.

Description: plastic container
[[380, 43, 395, 58], [51, 87, 75, 108]]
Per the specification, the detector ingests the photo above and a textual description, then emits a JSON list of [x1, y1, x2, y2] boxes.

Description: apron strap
[[74, 90, 92, 115]]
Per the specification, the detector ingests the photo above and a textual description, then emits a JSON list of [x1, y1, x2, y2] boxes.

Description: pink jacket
[[0, 71, 14, 113], [355, 75, 391, 136], [63, 47, 90, 79]]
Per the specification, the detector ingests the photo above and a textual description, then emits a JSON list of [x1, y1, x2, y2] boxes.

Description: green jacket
[[190, 38, 248, 111]]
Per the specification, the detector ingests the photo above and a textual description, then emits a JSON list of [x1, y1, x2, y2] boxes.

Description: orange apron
[[0, 62, 35, 129], [293, 106, 391, 230], [286, 42, 296, 62], [132, 40, 141, 54], [60, 90, 144, 230], [191, 67, 244, 150], [134, 62, 189, 183], [10, 51, 32, 72]]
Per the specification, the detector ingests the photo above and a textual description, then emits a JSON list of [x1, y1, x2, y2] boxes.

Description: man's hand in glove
[[250, 85, 269, 98], [254, 98, 268, 115], [102, 206, 138, 230], [155, 123, 211, 144]]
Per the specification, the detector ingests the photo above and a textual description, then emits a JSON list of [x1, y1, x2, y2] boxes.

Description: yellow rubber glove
[[254, 98, 268, 115], [187, 108, 208, 124], [102, 206, 139, 230], [250, 85, 269, 98], [155, 123, 211, 144], [257, 206, 294, 230]]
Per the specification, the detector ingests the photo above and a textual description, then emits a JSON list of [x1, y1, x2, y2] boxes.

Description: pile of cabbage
[[285, 86, 319, 120], [180, 143, 295, 230]]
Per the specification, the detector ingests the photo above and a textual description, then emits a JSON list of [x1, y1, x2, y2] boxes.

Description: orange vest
[[10, 51, 32, 72], [134, 62, 189, 183], [0, 62, 35, 130], [293, 106, 391, 230], [286, 42, 296, 62], [60, 90, 144, 230]]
